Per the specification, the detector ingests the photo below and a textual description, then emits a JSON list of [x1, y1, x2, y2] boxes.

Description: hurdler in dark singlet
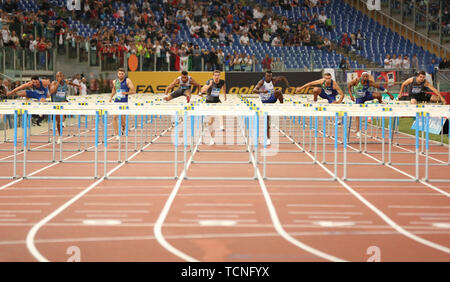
[[205, 79, 225, 103]]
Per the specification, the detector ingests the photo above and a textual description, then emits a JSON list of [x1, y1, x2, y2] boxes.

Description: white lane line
[[197, 215, 240, 218], [389, 205, 450, 209], [26, 122, 174, 262], [0, 214, 16, 217], [0, 218, 27, 222], [249, 124, 346, 262], [182, 210, 255, 214], [10, 229, 450, 246], [83, 202, 153, 206], [178, 219, 257, 223], [85, 214, 129, 218], [307, 216, 351, 219], [279, 127, 450, 255], [0, 191, 443, 199], [4, 187, 87, 190], [63, 218, 142, 222], [74, 210, 150, 214], [293, 219, 373, 224], [153, 124, 204, 262], [185, 203, 253, 207], [287, 204, 355, 208], [0, 203, 51, 206], [288, 211, 363, 215], [0, 210, 41, 213], [398, 212, 450, 216], [420, 217, 450, 221], [409, 221, 450, 226]]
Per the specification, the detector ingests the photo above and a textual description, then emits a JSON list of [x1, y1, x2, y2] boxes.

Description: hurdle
[[183, 98, 259, 180], [0, 109, 19, 179], [105, 107, 182, 180]]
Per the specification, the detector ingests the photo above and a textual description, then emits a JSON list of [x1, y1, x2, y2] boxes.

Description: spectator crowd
[[0, 0, 338, 72]]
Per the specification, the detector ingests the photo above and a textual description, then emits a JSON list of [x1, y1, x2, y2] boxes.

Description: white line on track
[[83, 202, 153, 206], [152, 125, 203, 262], [287, 204, 355, 208], [185, 203, 253, 207], [25, 122, 174, 262], [389, 205, 450, 209], [288, 211, 363, 215], [279, 127, 450, 254]]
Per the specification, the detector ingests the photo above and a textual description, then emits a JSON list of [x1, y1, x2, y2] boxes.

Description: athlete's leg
[[313, 87, 322, 102], [55, 114, 62, 136], [371, 92, 382, 103], [121, 115, 126, 134], [184, 89, 191, 103], [410, 98, 418, 105], [163, 94, 173, 102], [113, 115, 119, 136], [274, 90, 284, 103]]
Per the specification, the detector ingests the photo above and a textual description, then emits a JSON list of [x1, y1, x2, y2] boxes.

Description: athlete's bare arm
[[49, 81, 59, 94], [109, 80, 116, 103], [272, 76, 290, 88], [399, 77, 414, 97], [424, 81, 446, 104], [347, 77, 358, 102], [126, 78, 136, 95], [253, 80, 266, 94], [333, 81, 345, 104], [7, 81, 33, 96], [296, 78, 324, 93], [165, 78, 180, 95], [199, 80, 213, 96]]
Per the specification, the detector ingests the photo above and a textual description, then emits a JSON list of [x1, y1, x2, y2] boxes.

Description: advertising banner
[[225, 72, 322, 94], [129, 71, 226, 94]]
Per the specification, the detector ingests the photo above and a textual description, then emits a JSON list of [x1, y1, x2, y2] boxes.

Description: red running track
[[0, 115, 449, 262]]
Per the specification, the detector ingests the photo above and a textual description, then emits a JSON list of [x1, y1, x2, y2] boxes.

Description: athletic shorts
[[26, 90, 47, 101], [205, 95, 221, 103], [261, 94, 278, 104], [171, 88, 189, 99], [319, 89, 338, 103], [114, 96, 128, 103], [355, 92, 374, 104], [410, 92, 432, 103]]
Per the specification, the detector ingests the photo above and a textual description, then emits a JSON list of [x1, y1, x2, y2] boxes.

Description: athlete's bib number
[[356, 90, 366, 97], [117, 89, 125, 99], [412, 87, 421, 94], [211, 88, 220, 97], [56, 91, 65, 98], [324, 89, 333, 95]]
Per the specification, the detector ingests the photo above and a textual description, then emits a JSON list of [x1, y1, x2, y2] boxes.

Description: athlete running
[[7, 75, 51, 126], [348, 71, 394, 137], [399, 70, 446, 105], [199, 70, 226, 145], [109, 68, 136, 140], [296, 72, 345, 104], [48, 72, 81, 144], [164, 71, 200, 103], [253, 70, 290, 145]]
